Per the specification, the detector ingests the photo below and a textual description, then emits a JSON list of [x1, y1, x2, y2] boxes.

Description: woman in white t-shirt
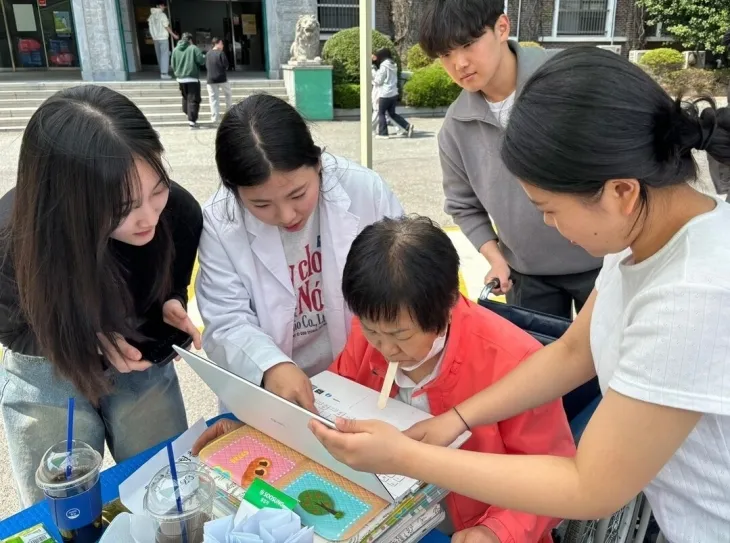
[[196, 94, 403, 412], [309, 48, 730, 541]]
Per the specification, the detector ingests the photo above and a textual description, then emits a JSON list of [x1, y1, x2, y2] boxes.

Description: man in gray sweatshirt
[[420, 0, 602, 319]]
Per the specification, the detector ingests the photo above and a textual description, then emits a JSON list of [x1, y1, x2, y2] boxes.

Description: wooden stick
[[378, 362, 398, 409]]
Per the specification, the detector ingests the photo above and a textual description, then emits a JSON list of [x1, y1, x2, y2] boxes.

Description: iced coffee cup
[[143, 463, 215, 543], [35, 440, 104, 543]]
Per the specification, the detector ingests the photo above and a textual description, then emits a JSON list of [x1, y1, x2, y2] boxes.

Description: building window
[[646, 22, 672, 39], [318, 0, 359, 33], [557, 0, 609, 36]]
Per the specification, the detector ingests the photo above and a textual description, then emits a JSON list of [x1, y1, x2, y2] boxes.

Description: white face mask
[[397, 329, 448, 371]]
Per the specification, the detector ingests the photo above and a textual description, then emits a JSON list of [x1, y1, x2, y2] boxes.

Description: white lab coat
[[196, 153, 404, 386]]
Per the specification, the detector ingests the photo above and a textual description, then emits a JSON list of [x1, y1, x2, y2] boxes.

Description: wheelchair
[[478, 282, 654, 543]]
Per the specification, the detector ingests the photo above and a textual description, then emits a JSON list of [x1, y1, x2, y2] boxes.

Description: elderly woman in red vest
[[194, 215, 575, 543]]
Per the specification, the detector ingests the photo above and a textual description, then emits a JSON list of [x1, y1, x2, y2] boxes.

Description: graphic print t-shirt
[[280, 206, 332, 376]]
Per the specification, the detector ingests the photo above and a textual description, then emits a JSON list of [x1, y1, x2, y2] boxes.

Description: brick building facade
[[504, 0, 669, 55], [364, 0, 672, 56]]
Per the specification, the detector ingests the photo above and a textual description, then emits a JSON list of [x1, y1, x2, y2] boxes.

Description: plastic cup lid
[[35, 440, 102, 492], [143, 463, 215, 523]]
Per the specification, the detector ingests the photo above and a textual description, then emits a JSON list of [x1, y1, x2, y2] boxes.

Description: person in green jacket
[[171, 32, 206, 128]]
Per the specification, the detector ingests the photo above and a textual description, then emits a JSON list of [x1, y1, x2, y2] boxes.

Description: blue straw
[[166, 442, 188, 543], [66, 398, 75, 480]]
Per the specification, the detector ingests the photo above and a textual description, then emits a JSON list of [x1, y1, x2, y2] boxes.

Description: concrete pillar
[[265, 0, 317, 78], [118, 0, 140, 73], [72, 0, 128, 81]]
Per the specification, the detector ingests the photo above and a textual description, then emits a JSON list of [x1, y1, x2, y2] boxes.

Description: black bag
[[477, 280, 601, 422]]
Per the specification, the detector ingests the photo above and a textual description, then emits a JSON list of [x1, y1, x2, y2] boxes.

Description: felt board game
[[198, 425, 389, 541]]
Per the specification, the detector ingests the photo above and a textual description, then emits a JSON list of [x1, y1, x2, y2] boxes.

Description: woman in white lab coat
[[196, 94, 404, 411]]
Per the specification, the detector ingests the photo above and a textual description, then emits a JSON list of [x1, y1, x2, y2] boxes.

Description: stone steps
[[0, 78, 288, 130], [0, 90, 287, 110]]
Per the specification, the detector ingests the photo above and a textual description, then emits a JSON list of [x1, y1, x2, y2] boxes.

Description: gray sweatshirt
[[439, 41, 602, 276], [374, 59, 399, 99]]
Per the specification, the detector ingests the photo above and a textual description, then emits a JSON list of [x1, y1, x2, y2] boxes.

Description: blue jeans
[[0, 350, 188, 507]]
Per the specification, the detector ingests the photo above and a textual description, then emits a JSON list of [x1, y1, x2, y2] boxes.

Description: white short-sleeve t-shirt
[[591, 198, 730, 541]]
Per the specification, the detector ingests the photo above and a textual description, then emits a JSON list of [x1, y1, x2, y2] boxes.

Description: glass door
[[38, 0, 78, 67], [2, 0, 47, 68], [0, 1, 14, 69], [230, 0, 264, 72]]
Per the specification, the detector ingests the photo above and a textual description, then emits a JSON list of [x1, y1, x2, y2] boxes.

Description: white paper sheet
[[12, 4, 37, 32], [311, 372, 432, 431], [310, 372, 472, 500], [119, 418, 208, 515]]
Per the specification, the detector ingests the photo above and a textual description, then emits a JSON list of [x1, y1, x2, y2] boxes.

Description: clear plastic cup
[[143, 463, 215, 543], [35, 440, 104, 543]]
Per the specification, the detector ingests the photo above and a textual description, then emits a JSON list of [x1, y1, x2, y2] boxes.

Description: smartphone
[[126, 319, 193, 366]]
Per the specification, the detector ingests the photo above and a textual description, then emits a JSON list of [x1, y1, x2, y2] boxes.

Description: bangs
[[345, 274, 411, 327], [344, 268, 447, 334], [111, 147, 170, 228], [419, 0, 503, 57]]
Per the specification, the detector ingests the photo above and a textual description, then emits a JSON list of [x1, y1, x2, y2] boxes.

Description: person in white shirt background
[[311, 47, 730, 542], [373, 48, 414, 139], [147, 0, 178, 79], [371, 56, 400, 136], [196, 94, 404, 412]]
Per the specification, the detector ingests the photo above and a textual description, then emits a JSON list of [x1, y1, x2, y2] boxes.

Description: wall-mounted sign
[[242, 14, 256, 35], [13, 4, 37, 32]]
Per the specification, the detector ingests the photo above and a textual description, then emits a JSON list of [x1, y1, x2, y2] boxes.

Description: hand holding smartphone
[[126, 319, 193, 366]]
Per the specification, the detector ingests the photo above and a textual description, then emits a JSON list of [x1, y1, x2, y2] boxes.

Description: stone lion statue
[[289, 14, 321, 64]]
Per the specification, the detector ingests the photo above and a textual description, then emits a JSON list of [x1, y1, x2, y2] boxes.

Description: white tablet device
[[174, 346, 403, 502]]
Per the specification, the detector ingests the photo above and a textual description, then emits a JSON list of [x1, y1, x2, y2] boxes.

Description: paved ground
[[0, 117, 717, 519]]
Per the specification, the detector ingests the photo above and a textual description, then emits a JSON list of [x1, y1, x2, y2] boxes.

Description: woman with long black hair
[[312, 48, 730, 541], [0, 85, 202, 507]]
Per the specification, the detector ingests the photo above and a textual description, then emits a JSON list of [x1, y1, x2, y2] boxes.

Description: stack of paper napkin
[[204, 508, 314, 543]]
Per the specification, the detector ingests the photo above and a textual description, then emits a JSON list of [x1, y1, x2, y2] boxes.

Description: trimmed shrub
[[714, 69, 730, 98], [519, 41, 542, 48], [334, 84, 361, 109], [404, 63, 461, 108], [662, 68, 717, 96], [322, 28, 400, 85], [657, 68, 730, 97], [639, 48, 684, 77], [406, 44, 432, 70]]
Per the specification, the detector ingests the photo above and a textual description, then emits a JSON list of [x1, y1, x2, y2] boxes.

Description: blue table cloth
[[0, 415, 449, 543]]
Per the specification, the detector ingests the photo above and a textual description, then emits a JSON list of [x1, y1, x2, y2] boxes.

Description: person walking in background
[[419, 0, 602, 319], [147, 0, 178, 79], [171, 32, 206, 129], [206, 37, 233, 124], [371, 55, 400, 136], [373, 48, 414, 139]]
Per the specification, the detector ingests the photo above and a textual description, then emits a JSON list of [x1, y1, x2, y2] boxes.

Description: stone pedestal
[[282, 64, 333, 121], [72, 0, 128, 81]]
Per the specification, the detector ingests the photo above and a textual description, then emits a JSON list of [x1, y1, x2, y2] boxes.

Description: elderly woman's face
[[359, 310, 443, 369]]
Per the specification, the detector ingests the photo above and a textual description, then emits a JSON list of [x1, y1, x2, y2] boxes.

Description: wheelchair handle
[[479, 279, 501, 301]]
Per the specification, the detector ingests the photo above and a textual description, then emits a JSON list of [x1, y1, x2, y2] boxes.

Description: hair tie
[[697, 112, 717, 152]]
